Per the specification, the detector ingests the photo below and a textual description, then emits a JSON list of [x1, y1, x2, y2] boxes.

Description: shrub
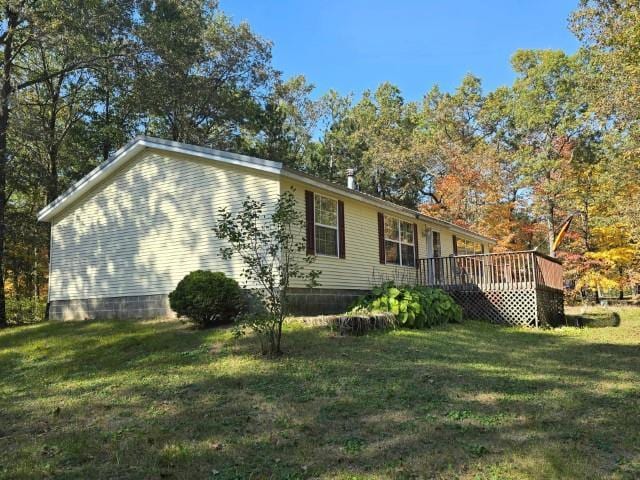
[[350, 282, 462, 328], [169, 270, 245, 328], [6, 297, 47, 325]]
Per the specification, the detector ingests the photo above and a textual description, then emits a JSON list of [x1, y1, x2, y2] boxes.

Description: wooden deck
[[417, 251, 564, 327]]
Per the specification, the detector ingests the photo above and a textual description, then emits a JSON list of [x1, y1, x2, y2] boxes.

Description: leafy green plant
[[343, 437, 365, 454], [169, 270, 245, 328], [413, 285, 463, 326], [349, 282, 462, 328], [6, 296, 46, 325]]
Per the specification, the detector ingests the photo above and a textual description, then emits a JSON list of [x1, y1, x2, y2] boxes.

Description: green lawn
[[1, 309, 639, 479]]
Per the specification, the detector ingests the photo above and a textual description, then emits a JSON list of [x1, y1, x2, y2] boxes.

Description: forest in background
[[0, 0, 638, 325]]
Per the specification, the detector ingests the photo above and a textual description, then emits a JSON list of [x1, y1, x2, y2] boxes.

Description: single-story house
[[38, 136, 495, 320]]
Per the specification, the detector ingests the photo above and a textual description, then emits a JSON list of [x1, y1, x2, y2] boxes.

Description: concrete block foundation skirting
[[286, 288, 369, 316], [48, 294, 176, 321], [48, 288, 370, 321]]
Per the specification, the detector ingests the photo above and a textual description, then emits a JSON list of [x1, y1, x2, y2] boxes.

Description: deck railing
[[417, 250, 563, 292]]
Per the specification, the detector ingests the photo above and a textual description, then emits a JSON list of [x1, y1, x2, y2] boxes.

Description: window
[[384, 216, 415, 267], [432, 231, 441, 257], [455, 237, 483, 255], [314, 194, 338, 256]]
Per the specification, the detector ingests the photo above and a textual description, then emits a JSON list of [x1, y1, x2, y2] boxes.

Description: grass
[[1, 309, 639, 479]]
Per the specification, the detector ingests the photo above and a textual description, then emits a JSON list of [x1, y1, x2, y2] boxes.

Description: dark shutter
[[305, 190, 315, 255], [481, 243, 485, 254], [377, 212, 385, 264], [338, 200, 346, 259], [452, 235, 458, 255], [413, 223, 419, 268]]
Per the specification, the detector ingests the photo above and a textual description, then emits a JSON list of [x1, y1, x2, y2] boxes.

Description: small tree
[[213, 190, 320, 355]]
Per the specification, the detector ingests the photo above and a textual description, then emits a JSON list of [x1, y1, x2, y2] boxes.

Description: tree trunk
[[102, 83, 111, 161], [0, 7, 19, 328], [47, 144, 59, 204], [33, 244, 39, 300], [582, 199, 591, 251], [275, 316, 283, 355], [619, 267, 624, 300]]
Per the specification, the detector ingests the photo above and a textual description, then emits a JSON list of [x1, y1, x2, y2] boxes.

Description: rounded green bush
[[169, 270, 245, 327]]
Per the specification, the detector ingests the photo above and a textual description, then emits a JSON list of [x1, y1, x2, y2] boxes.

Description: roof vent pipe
[[347, 168, 355, 190]]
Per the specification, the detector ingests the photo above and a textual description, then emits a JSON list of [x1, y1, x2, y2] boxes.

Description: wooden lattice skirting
[[443, 285, 564, 327]]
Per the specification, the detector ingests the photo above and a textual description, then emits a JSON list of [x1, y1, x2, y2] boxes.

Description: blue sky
[[220, 0, 580, 100]]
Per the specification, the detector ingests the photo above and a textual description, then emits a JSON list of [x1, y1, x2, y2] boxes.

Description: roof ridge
[[134, 136, 283, 170]]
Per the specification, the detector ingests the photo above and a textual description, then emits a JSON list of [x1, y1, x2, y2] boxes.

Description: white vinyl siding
[[285, 180, 435, 289], [48, 148, 492, 300], [283, 179, 492, 290], [48, 150, 279, 301]]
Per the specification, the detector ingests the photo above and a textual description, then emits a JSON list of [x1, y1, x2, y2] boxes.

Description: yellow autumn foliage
[[575, 270, 618, 291], [578, 224, 640, 293]]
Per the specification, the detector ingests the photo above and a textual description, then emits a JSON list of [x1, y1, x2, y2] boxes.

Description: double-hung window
[[314, 194, 338, 256], [384, 216, 415, 267], [455, 237, 483, 255]]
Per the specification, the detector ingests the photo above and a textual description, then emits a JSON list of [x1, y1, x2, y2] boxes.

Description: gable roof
[[36, 136, 282, 223], [37, 136, 495, 243]]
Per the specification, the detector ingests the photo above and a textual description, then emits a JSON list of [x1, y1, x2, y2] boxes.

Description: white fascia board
[[143, 137, 282, 174]]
